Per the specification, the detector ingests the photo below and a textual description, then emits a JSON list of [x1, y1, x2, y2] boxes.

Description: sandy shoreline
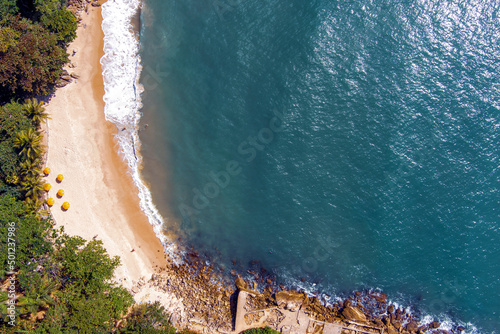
[[45, 2, 166, 291], [43, 3, 235, 331]]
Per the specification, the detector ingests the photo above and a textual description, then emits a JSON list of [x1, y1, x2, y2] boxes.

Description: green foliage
[[33, 0, 67, 16], [0, 15, 69, 99], [23, 98, 50, 127], [0, 0, 17, 18], [36, 286, 133, 334], [0, 25, 19, 52], [121, 302, 178, 334], [13, 128, 44, 162], [242, 327, 281, 334], [0, 101, 32, 182], [41, 9, 77, 43], [35, 234, 134, 333], [0, 195, 52, 276], [55, 236, 121, 294], [20, 159, 42, 179]]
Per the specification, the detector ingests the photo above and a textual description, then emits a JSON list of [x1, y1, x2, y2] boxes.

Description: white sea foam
[[100, 0, 177, 257]]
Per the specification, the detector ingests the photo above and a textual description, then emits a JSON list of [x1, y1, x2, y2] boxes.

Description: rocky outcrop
[[275, 290, 306, 312], [341, 305, 367, 323], [235, 276, 248, 290], [429, 321, 441, 328]]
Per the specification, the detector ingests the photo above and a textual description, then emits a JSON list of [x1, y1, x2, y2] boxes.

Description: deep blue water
[[138, 1, 500, 332]]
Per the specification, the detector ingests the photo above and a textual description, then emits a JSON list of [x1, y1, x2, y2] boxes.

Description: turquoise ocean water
[[135, 1, 499, 332]]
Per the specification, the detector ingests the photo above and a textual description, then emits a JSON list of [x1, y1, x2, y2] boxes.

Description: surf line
[[179, 109, 286, 225]]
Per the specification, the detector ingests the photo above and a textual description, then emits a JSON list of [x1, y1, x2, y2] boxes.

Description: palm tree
[[21, 175, 44, 200], [13, 129, 45, 161], [23, 98, 50, 126], [20, 158, 42, 178], [24, 197, 48, 218], [0, 292, 20, 322], [17, 277, 58, 319]]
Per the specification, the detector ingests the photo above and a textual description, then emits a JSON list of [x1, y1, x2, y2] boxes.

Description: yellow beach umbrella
[[56, 174, 64, 182], [62, 202, 70, 210], [43, 167, 51, 175], [43, 183, 51, 191], [47, 198, 55, 206], [57, 189, 64, 197]]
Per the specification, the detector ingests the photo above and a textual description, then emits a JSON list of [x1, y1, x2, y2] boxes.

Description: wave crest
[[101, 0, 176, 255]]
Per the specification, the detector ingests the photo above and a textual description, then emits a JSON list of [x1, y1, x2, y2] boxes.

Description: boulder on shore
[[234, 276, 248, 290], [429, 321, 441, 329], [341, 305, 367, 323], [275, 290, 306, 312]]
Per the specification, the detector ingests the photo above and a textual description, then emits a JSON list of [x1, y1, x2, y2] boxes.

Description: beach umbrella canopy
[[57, 189, 64, 197], [62, 202, 70, 210], [47, 198, 55, 206], [56, 174, 64, 182], [43, 183, 51, 191], [43, 167, 51, 175]]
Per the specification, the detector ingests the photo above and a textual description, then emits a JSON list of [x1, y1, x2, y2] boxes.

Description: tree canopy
[[0, 15, 69, 99]]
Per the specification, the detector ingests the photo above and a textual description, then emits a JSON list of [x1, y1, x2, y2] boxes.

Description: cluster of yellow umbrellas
[[43, 167, 70, 210]]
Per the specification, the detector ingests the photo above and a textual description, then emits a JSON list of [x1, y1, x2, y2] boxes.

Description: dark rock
[[61, 75, 73, 82], [56, 81, 68, 88], [342, 305, 367, 323], [405, 321, 419, 332], [457, 327, 465, 332], [70, 72, 80, 79], [388, 304, 395, 313], [387, 327, 398, 334], [234, 276, 248, 290], [429, 321, 441, 329], [370, 292, 388, 304], [392, 320, 402, 330]]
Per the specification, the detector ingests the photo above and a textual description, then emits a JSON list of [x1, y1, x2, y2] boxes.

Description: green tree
[[13, 128, 44, 162], [0, 0, 18, 18], [121, 302, 178, 334], [0, 195, 52, 277], [20, 158, 42, 178], [0, 15, 69, 99], [21, 175, 43, 200], [54, 236, 122, 293], [41, 9, 77, 43], [0, 101, 32, 182], [0, 25, 19, 52], [23, 98, 50, 126], [243, 327, 281, 334], [17, 276, 57, 319]]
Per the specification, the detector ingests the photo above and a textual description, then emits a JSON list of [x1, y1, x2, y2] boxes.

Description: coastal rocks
[[56, 74, 73, 88], [369, 291, 387, 304], [70, 72, 80, 79], [341, 305, 367, 323], [275, 291, 306, 312], [235, 276, 248, 290], [405, 321, 419, 332], [429, 321, 441, 328]]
